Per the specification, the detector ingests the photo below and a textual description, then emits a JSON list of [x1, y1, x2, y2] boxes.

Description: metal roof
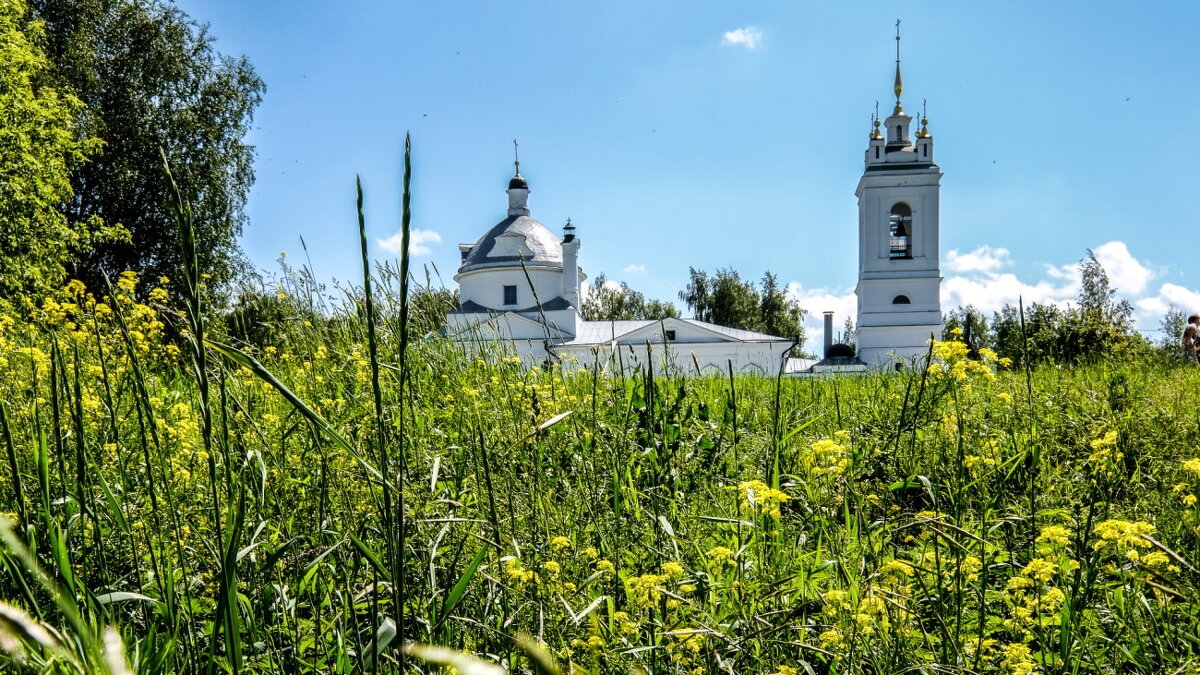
[[563, 318, 792, 346], [458, 215, 563, 273]]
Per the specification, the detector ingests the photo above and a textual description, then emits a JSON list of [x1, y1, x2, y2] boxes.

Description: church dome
[[458, 214, 563, 273], [508, 173, 528, 190]]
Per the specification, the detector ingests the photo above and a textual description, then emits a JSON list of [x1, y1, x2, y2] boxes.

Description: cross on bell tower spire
[[894, 19, 904, 114]]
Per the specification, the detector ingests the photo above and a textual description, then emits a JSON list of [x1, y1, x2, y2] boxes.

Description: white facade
[[854, 54, 943, 367], [444, 170, 801, 376]]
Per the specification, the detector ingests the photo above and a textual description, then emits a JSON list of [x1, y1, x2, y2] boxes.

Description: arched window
[[892, 295, 911, 304], [889, 203, 913, 259]]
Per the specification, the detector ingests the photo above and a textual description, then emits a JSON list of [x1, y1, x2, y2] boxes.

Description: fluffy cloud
[[1091, 241, 1155, 295], [786, 282, 856, 348], [1136, 283, 1200, 319], [941, 273, 1076, 317], [940, 240, 1190, 335], [783, 240, 1195, 344], [721, 26, 763, 50], [377, 228, 442, 256], [623, 264, 647, 275], [945, 245, 1010, 274]]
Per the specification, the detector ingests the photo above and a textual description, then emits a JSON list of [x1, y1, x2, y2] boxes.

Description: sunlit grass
[[1, 165, 1199, 673]]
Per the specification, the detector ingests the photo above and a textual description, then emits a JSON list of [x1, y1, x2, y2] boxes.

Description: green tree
[[989, 251, 1146, 366], [680, 267, 806, 342], [582, 272, 679, 321], [943, 305, 991, 351], [758, 271, 804, 339], [408, 286, 459, 336], [991, 302, 1065, 365], [1160, 307, 1186, 351], [1056, 250, 1141, 363], [0, 0, 106, 299], [31, 0, 265, 294]]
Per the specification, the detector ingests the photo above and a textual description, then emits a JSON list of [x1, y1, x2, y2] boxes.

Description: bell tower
[[855, 22, 942, 366]]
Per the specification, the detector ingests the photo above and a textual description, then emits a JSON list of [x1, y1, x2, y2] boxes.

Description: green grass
[[1, 165, 1199, 673]]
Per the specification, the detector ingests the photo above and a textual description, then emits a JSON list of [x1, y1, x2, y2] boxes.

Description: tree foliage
[[0, 0, 104, 299], [1159, 307, 1186, 351], [408, 286, 459, 336], [31, 0, 265, 294], [679, 268, 806, 342], [983, 251, 1146, 366], [943, 305, 991, 352], [581, 273, 679, 322]]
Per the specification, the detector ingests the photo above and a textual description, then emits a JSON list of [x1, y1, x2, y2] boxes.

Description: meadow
[[2, 178, 1200, 674]]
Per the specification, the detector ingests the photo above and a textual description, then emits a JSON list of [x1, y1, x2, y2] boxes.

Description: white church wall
[[556, 340, 793, 377], [457, 266, 566, 310]]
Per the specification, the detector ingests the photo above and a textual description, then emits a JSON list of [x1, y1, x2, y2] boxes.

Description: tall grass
[[1, 165, 1200, 673]]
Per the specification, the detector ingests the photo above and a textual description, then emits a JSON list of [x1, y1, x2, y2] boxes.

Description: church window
[[665, 330, 676, 341], [892, 295, 911, 304], [888, 203, 913, 259], [503, 285, 517, 305]]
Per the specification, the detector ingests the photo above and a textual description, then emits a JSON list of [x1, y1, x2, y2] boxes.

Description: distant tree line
[[578, 268, 806, 345], [944, 251, 1154, 366], [581, 272, 679, 322], [680, 268, 805, 342]]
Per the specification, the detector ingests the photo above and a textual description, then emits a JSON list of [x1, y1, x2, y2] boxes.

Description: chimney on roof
[[824, 311, 834, 358]]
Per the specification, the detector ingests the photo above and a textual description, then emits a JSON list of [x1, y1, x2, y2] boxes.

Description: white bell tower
[[855, 23, 942, 367]]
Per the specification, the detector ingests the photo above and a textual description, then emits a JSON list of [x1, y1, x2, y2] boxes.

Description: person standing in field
[[1184, 314, 1200, 363]]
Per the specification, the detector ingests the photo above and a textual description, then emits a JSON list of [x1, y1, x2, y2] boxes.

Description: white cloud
[[786, 282, 856, 348], [1091, 241, 1155, 295], [781, 240, 1194, 345], [941, 272, 1076, 317], [623, 264, 647, 275], [581, 280, 622, 303], [937, 239, 1189, 334], [945, 245, 1010, 274], [377, 228, 442, 256], [721, 26, 763, 50], [1044, 262, 1078, 281], [1136, 283, 1200, 322]]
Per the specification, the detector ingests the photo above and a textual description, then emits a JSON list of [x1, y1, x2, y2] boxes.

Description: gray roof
[[458, 215, 563, 273], [564, 318, 792, 346], [450, 296, 574, 315]]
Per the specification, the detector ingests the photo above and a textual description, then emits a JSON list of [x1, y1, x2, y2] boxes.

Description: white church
[[444, 42, 942, 374]]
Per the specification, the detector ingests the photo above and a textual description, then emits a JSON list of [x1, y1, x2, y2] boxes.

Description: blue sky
[[177, 1, 1200, 342]]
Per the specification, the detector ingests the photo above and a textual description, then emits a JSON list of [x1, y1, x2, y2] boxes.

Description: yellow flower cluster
[[999, 642, 1038, 675], [1092, 519, 1153, 552], [925, 328, 1002, 384], [1177, 459, 1200, 509], [735, 479, 791, 520], [664, 629, 706, 671], [704, 546, 736, 576], [1086, 430, 1122, 477], [805, 430, 852, 477], [504, 557, 537, 587], [626, 561, 688, 608], [1092, 519, 1169, 568], [818, 585, 906, 653]]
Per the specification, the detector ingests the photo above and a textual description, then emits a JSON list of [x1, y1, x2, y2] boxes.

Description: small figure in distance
[[1183, 314, 1200, 364]]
